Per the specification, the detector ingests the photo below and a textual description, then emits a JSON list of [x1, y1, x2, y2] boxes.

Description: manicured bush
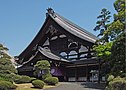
[[42, 73, 52, 80], [0, 73, 24, 83], [44, 77, 59, 85], [0, 77, 5, 81], [32, 80, 44, 89], [107, 77, 126, 90], [14, 75, 32, 84], [10, 74, 21, 83], [0, 74, 13, 83], [0, 80, 17, 90], [34, 60, 51, 80]]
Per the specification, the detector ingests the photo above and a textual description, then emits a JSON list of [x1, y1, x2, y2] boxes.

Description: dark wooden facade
[[16, 8, 101, 82]]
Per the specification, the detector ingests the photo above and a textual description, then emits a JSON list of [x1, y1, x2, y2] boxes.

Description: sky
[[0, 0, 116, 56]]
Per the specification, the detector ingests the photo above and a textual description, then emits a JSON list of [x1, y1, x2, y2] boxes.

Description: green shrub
[[0, 74, 13, 83], [107, 77, 126, 90], [45, 77, 59, 85], [34, 60, 51, 79], [0, 73, 24, 83], [32, 80, 44, 89], [107, 75, 114, 82], [30, 77, 37, 82], [0, 80, 17, 90], [42, 73, 52, 80], [15, 75, 31, 84], [0, 58, 17, 74], [10, 74, 21, 83], [0, 77, 5, 81]]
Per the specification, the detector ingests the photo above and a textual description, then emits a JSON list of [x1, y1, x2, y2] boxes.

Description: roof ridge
[[55, 13, 97, 39]]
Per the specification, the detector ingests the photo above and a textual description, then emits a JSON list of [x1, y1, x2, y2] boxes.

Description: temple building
[[16, 8, 101, 82]]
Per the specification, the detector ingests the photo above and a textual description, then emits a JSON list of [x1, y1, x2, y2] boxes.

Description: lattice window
[[60, 52, 67, 58], [79, 45, 88, 53], [68, 51, 78, 60]]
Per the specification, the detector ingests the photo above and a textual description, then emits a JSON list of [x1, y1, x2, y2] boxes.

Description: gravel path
[[44, 82, 105, 90]]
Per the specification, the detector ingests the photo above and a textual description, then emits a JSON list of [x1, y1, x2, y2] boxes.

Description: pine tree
[[34, 60, 51, 80], [93, 8, 112, 76], [0, 43, 17, 74], [94, 8, 111, 43]]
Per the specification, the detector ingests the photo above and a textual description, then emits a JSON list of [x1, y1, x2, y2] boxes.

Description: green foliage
[[34, 60, 50, 70], [0, 80, 17, 90], [94, 8, 111, 42], [0, 44, 11, 59], [0, 74, 14, 83], [42, 73, 52, 81], [7, 73, 21, 82], [107, 75, 114, 82], [0, 43, 17, 75], [0, 44, 8, 51], [106, 0, 125, 41], [114, 0, 125, 13], [106, 20, 124, 41], [106, 0, 125, 77], [0, 77, 6, 81], [106, 77, 126, 90], [34, 60, 51, 80], [45, 77, 59, 85], [32, 80, 44, 89], [0, 58, 17, 74], [0, 74, 35, 84], [14, 75, 32, 84], [93, 0, 125, 77], [93, 42, 113, 60], [110, 32, 126, 76], [30, 77, 37, 82], [0, 73, 22, 84]]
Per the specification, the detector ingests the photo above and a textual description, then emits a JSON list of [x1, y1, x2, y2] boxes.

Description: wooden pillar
[[86, 64, 89, 82], [98, 59, 101, 83], [75, 66, 78, 82]]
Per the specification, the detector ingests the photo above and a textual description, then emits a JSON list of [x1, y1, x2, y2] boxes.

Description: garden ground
[[45, 82, 105, 90], [15, 82, 105, 90], [16, 83, 59, 90]]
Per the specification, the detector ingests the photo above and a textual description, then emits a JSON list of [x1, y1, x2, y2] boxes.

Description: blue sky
[[0, 0, 116, 56]]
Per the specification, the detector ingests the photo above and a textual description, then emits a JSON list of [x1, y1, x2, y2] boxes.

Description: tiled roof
[[38, 46, 70, 63], [47, 8, 98, 43]]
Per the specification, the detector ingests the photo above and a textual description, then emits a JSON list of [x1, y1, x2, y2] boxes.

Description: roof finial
[[46, 8, 56, 17]]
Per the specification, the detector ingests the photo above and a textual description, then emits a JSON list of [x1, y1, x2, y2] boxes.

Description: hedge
[[0, 74, 13, 83], [44, 77, 59, 85], [0, 80, 17, 90], [14, 75, 32, 84], [32, 80, 44, 89]]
